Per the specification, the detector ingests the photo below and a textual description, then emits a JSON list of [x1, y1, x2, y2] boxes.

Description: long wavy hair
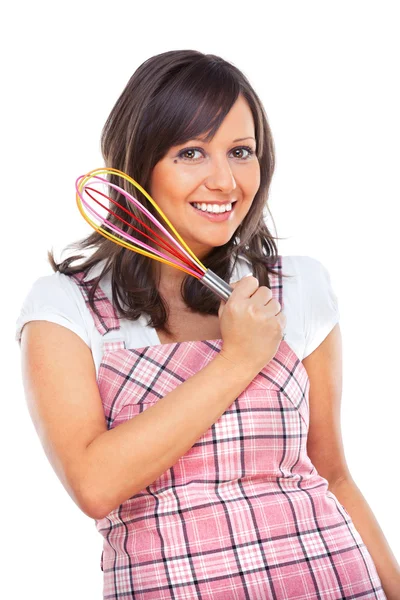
[[48, 49, 290, 336]]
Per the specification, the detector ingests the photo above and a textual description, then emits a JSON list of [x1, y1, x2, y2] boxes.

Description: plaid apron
[[70, 255, 385, 599]]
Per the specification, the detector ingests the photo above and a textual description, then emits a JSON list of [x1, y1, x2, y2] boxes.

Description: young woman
[[16, 50, 399, 599]]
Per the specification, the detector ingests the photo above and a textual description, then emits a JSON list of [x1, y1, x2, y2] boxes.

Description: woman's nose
[[205, 156, 237, 193]]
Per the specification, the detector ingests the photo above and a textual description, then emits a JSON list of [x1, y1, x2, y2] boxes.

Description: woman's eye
[[179, 149, 202, 160], [231, 147, 254, 159], [177, 146, 255, 161]]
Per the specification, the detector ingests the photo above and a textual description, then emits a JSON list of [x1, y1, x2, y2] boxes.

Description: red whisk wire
[[84, 186, 199, 270]]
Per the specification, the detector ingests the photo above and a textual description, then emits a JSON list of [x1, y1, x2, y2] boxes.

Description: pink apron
[[70, 255, 385, 599]]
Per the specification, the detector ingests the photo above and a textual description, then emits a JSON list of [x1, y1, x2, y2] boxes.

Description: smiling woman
[[148, 94, 261, 262], [45, 50, 280, 338], [16, 49, 395, 599]]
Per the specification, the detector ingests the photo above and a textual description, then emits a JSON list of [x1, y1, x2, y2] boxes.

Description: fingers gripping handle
[[201, 269, 286, 340]]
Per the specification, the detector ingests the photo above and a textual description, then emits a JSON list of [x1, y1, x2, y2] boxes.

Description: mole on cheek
[[174, 159, 178, 164]]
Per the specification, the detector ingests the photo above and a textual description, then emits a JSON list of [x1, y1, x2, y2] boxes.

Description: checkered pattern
[[69, 258, 386, 599]]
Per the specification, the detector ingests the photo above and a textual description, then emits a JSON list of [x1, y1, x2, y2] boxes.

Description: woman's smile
[[188, 199, 238, 222]]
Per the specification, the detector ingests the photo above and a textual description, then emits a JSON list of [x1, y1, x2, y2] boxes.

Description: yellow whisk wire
[[76, 177, 201, 278], [78, 167, 207, 273]]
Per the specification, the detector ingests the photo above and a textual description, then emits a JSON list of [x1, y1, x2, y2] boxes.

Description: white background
[[2, 0, 399, 597]]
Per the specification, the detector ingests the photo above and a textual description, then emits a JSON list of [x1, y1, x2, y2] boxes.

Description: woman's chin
[[190, 235, 234, 257]]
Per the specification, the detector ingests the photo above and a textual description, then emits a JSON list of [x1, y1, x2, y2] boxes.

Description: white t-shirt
[[15, 255, 340, 377]]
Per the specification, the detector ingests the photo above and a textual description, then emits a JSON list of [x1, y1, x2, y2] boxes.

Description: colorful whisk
[[75, 167, 234, 301]]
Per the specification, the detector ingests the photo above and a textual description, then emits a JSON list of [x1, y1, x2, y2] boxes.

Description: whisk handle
[[200, 269, 234, 302]]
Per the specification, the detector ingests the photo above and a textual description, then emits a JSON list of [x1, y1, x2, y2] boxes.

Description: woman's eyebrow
[[190, 136, 256, 143]]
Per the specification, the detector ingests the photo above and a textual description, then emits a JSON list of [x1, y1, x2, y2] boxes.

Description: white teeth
[[192, 202, 234, 213]]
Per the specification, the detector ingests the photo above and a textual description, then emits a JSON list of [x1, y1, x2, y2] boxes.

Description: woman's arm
[[330, 475, 400, 600], [21, 276, 283, 522], [21, 320, 261, 521], [303, 323, 400, 599]]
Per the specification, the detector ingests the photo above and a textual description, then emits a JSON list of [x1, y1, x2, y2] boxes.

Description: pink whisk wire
[[76, 174, 205, 278], [75, 167, 234, 302], [83, 186, 197, 270]]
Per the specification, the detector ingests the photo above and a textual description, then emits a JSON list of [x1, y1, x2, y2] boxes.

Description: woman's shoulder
[[19, 269, 87, 305], [235, 253, 327, 279], [282, 255, 337, 290], [15, 269, 92, 346], [281, 254, 326, 273], [279, 255, 339, 305], [288, 255, 340, 357]]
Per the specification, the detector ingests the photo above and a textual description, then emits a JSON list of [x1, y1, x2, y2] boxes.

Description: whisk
[[75, 167, 234, 301]]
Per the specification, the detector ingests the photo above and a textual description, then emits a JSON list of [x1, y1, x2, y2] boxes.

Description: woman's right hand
[[218, 275, 287, 372]]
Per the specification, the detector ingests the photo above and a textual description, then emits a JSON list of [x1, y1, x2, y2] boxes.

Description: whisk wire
[[81, 168, 206, 271], [76, 170, 205, 274], [76, 195, 201, 277], [75, 167, 234, 301], [83, 185, 198, 269]]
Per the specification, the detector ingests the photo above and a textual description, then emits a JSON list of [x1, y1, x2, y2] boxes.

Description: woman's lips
[[189, 202, 236, 222]]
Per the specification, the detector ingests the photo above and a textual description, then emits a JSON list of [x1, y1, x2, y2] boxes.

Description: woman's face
[[149, 94, 260, 261]]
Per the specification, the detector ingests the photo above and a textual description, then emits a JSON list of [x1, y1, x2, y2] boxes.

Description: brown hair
[[48, 49, 290, 335]]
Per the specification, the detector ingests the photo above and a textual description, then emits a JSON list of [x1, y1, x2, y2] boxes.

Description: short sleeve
[[301, 256, 340, 359], [15, 272, 90, 347]]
